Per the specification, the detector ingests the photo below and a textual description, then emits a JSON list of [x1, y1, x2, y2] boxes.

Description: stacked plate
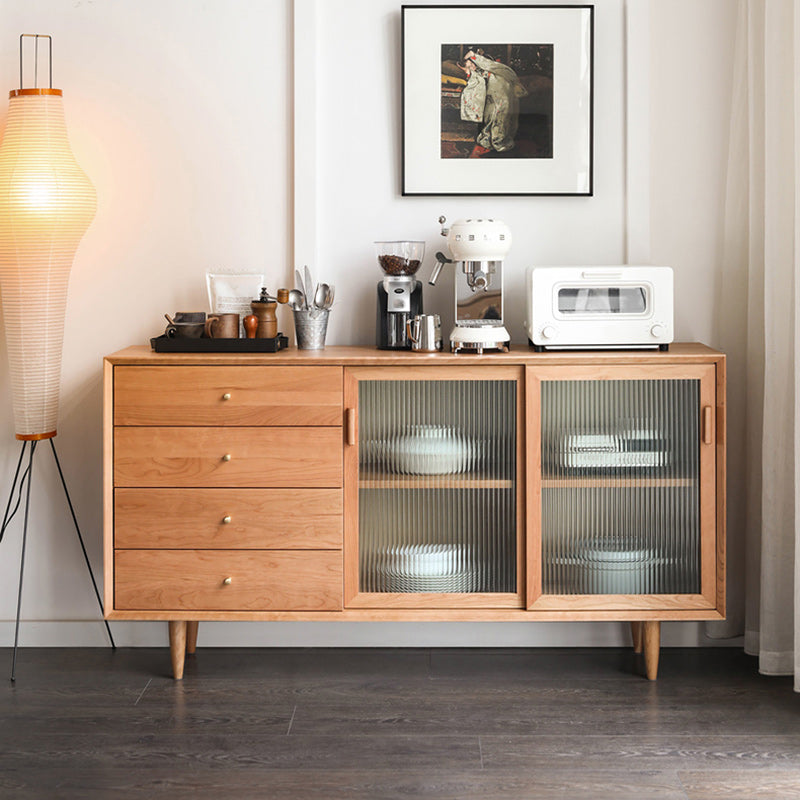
[[376, 543, 478, 593], [559, 428, 668, 469], [385, 426, 475, 475], [549, 538, 671, 594]]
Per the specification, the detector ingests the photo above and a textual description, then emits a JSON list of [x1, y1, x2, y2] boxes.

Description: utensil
[[164, 313, 175, 326], [314, 282, 331, 310], [324, 285, 335, 309], [304, 266, 314, 310], [278, 286, 306, 311], [295, 268, 306, 305]]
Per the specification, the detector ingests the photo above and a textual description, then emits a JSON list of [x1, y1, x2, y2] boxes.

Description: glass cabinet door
[[344, 367, 522, 608], [527, 364, 718, 610]]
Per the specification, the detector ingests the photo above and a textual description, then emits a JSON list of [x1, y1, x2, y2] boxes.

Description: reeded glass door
[[344, 367, 522, 608], [527, 364, 718, 609]]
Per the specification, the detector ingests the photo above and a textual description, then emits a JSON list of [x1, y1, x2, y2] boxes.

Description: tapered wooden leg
[[169, 621, 187, 680], [631, 621, 643, 654], [643, 621, 661, 680], [186, 621, 199, 655]]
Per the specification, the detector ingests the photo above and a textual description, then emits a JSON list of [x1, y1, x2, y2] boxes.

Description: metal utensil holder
[[293, 308, 329, 350]]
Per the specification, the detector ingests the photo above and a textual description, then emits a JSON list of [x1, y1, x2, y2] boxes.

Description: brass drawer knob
[[222, 453, 232, 462], [223, 577, 232, 585], [222, 392, 231, 401], [222, 515, 232, 524]]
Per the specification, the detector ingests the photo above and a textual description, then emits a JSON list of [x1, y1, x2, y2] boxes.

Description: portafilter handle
[[429, 251, 453, 286], [470, 270, 489, 291]]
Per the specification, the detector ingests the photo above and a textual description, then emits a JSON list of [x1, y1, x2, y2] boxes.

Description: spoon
[[277, 287, 306, 311], [295, 268, 306, 304], [287, 289, 305, 311], [313, 282, 329, 309]]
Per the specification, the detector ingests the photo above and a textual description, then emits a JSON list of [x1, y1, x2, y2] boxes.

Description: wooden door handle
[[703, 406, 713, 445], [346, 408, 356, 446]]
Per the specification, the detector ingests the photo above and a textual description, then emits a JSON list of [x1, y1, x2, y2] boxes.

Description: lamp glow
[[0, 87, 97, 439]]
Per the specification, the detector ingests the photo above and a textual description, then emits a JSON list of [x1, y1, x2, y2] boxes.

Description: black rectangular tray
[[150, 334, 289, 353]]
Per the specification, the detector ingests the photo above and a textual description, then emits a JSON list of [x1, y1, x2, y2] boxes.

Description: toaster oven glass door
[[557, 286, 648, 316]]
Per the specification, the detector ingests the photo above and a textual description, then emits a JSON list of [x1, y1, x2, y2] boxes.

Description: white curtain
[[720, 0, 800, 689]]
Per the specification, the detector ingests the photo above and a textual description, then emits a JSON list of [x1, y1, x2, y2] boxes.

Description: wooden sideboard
[[104, 344, 726, 680]]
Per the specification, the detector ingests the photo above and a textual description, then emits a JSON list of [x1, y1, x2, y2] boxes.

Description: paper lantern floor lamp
[[0, 35, 114, 680]]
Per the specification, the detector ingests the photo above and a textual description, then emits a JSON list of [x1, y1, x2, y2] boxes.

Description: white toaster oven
[[525, 266, 674, 351]]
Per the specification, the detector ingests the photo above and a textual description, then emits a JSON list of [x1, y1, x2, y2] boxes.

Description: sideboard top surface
[[105, 343, 724, 367]]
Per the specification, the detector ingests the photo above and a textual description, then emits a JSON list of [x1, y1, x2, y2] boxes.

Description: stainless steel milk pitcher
[[406, 314, 443, 352]]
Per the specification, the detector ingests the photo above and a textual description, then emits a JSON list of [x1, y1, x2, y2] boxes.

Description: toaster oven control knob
[[650, 323, 666, 338], [541, 325, 556, 340]]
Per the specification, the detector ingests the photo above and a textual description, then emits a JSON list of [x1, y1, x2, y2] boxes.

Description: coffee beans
[[379, 255, 421, 275]]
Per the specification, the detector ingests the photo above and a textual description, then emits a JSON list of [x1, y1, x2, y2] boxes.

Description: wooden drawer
[[114, 549, 343, 611], [114, 488, 343, 549], [114, 366, 342, 426], [114, 427, 342, 488]]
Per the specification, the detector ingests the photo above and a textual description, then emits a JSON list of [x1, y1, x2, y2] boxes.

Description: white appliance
[[525, 266, 674, 351], [428, 216, 511, 353]]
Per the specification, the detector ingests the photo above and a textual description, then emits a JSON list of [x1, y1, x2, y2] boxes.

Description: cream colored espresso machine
[[428, 216, 511, 353]]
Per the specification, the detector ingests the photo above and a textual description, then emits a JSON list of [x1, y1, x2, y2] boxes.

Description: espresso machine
[[375, 241, 424, 349], [428, 216, 511, 353]]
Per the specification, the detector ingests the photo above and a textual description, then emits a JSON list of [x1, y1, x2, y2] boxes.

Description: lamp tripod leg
[[49, 439, 115, 649], [2, 440, 28, 532], [11, 440, 36, 682]]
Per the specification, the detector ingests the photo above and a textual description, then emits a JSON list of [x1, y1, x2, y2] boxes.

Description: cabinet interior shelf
[[359, 470, 514, 490], [541, 477, 696, 489]]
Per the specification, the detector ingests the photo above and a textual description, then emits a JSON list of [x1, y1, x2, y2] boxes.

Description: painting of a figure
[[440, 44, 554, 159], [402, 5, 592, 194]]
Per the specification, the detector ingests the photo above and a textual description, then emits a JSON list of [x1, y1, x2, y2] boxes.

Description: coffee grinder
[[428, 216, 511, 353], [375, 241, 424, 349]]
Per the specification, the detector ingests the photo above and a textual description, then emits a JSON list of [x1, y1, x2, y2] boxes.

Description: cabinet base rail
[[166, 619, 663, 681]]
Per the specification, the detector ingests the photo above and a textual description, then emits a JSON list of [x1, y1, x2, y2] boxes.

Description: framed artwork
[[402, 4, 594, 196]]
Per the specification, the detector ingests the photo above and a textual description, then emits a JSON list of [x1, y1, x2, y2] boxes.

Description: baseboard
[[0, 620, 744, 648]]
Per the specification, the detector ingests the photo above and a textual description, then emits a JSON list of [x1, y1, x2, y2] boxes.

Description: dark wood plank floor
[[1, 646, 799, 799]]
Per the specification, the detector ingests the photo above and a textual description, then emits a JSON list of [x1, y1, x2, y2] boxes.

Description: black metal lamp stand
[[2, 438, 115, 681]]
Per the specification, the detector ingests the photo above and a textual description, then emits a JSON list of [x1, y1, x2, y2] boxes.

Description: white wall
[[0, 0, 740, 649], [648, 0, 742, 638], [0, 0, 292, 646], [315, 0, 627, 346], [649, 0, 738, 345]]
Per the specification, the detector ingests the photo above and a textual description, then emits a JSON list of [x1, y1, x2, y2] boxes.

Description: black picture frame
[[402, 4, 594, 196]]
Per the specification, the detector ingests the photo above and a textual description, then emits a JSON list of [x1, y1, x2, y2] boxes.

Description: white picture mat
[[403, 5, 592, 195]]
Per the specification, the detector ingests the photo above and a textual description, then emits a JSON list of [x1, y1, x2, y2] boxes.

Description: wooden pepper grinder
[[243, 315, 258, 338], [250, 287, 278, 339]]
